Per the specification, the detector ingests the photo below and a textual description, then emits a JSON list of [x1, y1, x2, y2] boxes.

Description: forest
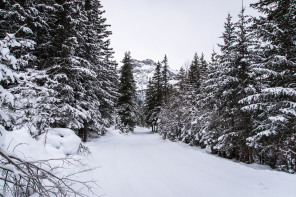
[[0, 0, 295, 196]]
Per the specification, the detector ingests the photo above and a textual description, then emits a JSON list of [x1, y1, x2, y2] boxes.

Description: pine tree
[[117, 52, 137, 132], [188, 53, 201, 91], [197, 49, 222, 148], [144, 62, 163, 132], [199, 52, 208, 80], [162, 55, 169, 103], [240, 0, 296, 172], [176, 67, 186, 90], [39, 1, 101, 142], [80, 0, 118, 128], [26, 0, 118, 140], [0, 0, 39, 131], [0, 29, 35, 131], [210, 13, 237, 157], [211, 9, 255, 161]]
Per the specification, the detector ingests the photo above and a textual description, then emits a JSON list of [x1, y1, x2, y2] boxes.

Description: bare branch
[[0, 149, 97, 196]]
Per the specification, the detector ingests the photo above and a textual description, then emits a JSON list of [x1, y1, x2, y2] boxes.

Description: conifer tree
[[211, 9, 255, 160], [0, 0, 44, 132], [39, 1, 104, 141], [1, 0, 118, 141], [199, 53, 208, 81], [240, 0, 296, 172], [197, 49, 222, 148], [117, 52, 137, 132], [188, 53, 201, 91], [80, 0, 118, 127], [162, 55, 169, 103], [176, 67, 186, 90], [209, 13, 236, 157], [144, 62, 163, 132]]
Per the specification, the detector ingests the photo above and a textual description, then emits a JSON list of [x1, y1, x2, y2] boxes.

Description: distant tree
[[162, 55, 169, 103], [117, 52, 137, 132], [188, 53, 201, 91], [144, 62, 163, 132], [176, 67, 186, 90], [199, 52, 208, 81]]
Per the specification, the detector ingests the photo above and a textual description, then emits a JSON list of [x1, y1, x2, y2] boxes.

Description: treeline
[[145, 1, 296, 173], [0, 0, 117, 142]]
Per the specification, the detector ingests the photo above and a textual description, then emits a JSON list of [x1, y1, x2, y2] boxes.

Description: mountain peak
[[131, 59, 177, 92]]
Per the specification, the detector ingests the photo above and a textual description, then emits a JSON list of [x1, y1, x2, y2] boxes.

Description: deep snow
[[82, 127, 296, 197]]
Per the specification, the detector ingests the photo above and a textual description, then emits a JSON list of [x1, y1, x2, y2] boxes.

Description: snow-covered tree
[[188, 53, 201, 92], [239, 0, 296, 172], [210, 8, 256, 161], [117, 52, 137, 132], [144, 62, 163, 132], [161, 55, 169, 103], [0, 0, 37, 131]]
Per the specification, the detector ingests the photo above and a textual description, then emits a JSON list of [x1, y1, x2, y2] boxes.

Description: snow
[[2, 126, 296, 196], [169, 79, 179, 85], [37, 128, 81, 155], [4, 127, 81, 159], [263, 87, 296, 97], [269, 115, 287, 122], [80, 127, 296, 197]]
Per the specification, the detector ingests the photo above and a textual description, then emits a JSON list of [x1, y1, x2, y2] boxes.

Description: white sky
[[102, 0, 260, 70]]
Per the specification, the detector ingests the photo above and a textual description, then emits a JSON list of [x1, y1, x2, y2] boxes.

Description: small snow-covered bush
[[38, 128, 81, 155], [0, 127, 96, 196]]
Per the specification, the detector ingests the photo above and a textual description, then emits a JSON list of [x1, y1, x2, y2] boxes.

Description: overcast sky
[[102, 0, 260, 70]]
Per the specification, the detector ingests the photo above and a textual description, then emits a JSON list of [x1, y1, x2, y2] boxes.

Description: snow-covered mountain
[[132, 59, 177, 91], [131, 59, 178, 102]]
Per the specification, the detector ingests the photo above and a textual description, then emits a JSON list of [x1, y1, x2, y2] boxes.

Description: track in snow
[[82, 127, 296, 197]]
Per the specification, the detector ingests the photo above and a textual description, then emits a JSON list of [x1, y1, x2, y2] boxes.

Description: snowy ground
[[82, 127, 296, 197]]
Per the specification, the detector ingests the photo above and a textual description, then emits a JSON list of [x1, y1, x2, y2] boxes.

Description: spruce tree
[[80, 0, 118, 128], [188, 53, 201, 91], [162, 55, 169, 103], [0, 0, 40, 132], [117, 52, 137, 132], [240, 0, 296, 172], [211, 9, 255, 160], [144, 62, 163, 132], [0, 0, 118, 140], [199, 52, 208, 81], [176, 67, 186, 90]]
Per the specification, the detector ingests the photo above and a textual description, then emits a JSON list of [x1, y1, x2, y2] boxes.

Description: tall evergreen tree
[[1, 0, 118, 141], [80, 0, 118, 128], [176, 67, 186, 90], [0, 0, 45, 133], [210, 8, 255, 161], [240, 0, 296, 172], [144, 62, 163, 132], [188, 53, 201, 91], [199, 52, 208, 80], [162, 55, 169, 103], [209, 13, 237, 157], [117, 52, 137, 132]]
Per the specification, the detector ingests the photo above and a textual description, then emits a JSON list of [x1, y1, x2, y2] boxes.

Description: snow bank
[[38, 128, 81, 155], [3, 127, 82, 160]]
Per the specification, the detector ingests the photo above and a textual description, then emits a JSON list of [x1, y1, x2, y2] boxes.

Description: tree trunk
[[83, 122, 88, 142]]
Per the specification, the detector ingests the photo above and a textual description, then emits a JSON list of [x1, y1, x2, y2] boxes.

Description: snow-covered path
[[83, 127, 296, 197]]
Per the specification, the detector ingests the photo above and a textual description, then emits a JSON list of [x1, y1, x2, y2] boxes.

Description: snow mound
[[38, 128, 81, 155]]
